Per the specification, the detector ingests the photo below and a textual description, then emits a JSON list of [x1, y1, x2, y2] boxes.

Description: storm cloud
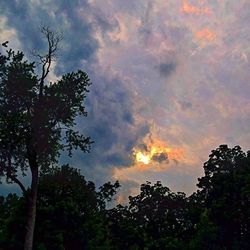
[[0, 0, 149, 189], [0, 0, 98, 74]]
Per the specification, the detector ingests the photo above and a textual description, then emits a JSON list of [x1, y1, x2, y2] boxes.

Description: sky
[[1, 0, 250, 200]]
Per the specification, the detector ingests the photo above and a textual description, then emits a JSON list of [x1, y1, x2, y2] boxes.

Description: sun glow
[[135, 151, 151, 165], [134, 144, 172, 165]]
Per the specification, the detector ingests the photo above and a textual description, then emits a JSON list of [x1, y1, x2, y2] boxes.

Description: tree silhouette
[[0, 165, 120, 250], [196, 145, 250, 249], [0, 28, 92, 250], [1, 144, 250, 249]]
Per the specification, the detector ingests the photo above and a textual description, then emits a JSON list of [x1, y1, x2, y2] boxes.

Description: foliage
[[1, 145, 250, 249], [0, 47, 92, 183], [0, 30, 93, 249], [0, 165, 119, 250], [196, 145, 250, 249]]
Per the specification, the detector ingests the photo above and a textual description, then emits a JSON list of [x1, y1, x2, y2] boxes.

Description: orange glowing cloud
[[134, 144, 172, 165], [112, 139, 185, 182], [122, 134, 186, 173], [195, 28, 216, 43], [112, 132, 198, 199], [112, 133, 186, 182], [181, 0, 212, 15], [132, 133, 186, 166]]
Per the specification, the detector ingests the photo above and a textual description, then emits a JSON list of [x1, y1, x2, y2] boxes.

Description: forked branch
[[32, 26, 62, 97]]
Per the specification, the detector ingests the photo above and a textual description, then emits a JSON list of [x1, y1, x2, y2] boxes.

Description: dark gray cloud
[[0, 0, 149, 191], [0, 0, 99, 74], [152, 152, 169, 163], [158, 62, 176, 78], [65, 72, 149, 185]]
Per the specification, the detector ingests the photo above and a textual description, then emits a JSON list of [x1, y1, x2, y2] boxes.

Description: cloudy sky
[[1, 0, 250, 200]]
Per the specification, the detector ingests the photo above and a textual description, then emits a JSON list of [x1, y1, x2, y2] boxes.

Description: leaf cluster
[[0, 48, 92, 184]]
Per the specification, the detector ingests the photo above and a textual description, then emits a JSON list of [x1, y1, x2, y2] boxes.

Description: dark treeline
[[1, 144, 250, 250]]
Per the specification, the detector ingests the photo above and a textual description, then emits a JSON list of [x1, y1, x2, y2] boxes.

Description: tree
[[196, 145, 250, 249], [107, 181, 190, 249], [0, 194, 26, 250], [189, 210, 219, 250], [1, 143, 250, 249], [0, 165, 120, 250], [35, 165, 116, 250], [35, 165, 99, 249], [0, 27, 92, 250]]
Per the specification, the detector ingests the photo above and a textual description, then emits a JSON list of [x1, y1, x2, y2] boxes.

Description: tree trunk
[[24, 164, 38, 250]]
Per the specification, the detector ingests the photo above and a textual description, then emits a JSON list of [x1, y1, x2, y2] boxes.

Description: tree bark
[[24, 161, 38, 250]]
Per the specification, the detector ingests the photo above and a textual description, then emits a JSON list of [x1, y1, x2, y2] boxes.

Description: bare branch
[[30, 26, 62, 97], [38, 27, 62, 97]]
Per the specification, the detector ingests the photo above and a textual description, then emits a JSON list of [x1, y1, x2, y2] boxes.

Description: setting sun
[[135, 151, 151, 164], [133, 142, 174, 165]]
